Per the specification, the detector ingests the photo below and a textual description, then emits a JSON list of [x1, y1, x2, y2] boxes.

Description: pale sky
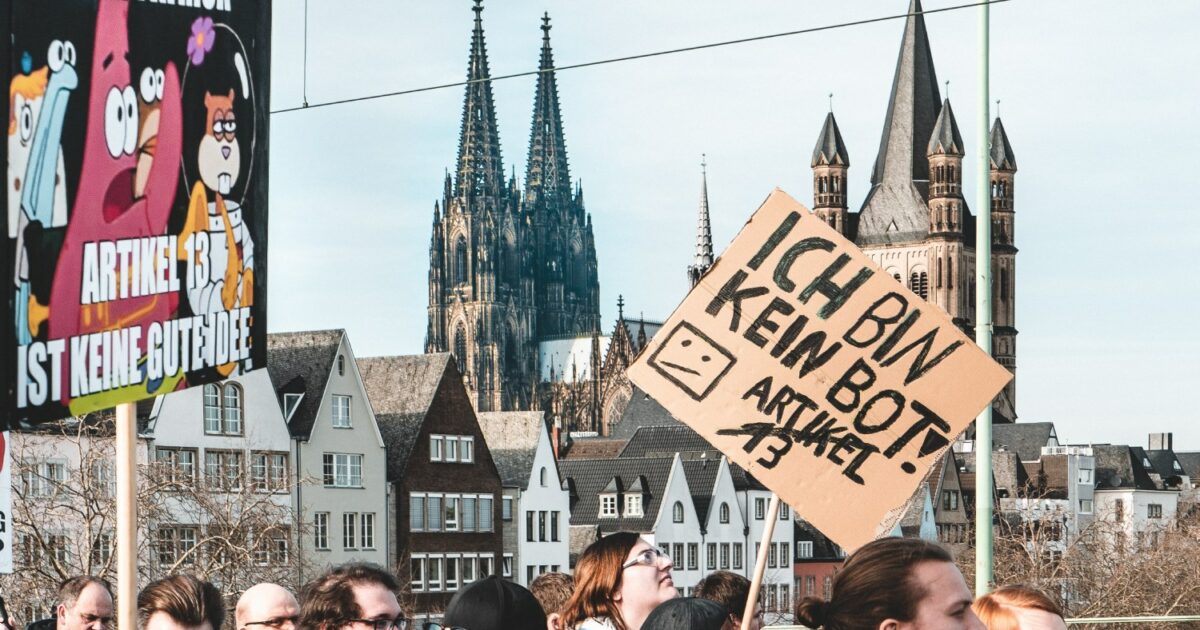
[[266, 1, 1200, 449]]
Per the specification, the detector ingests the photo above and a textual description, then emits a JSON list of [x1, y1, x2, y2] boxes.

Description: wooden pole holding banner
[[742, 494, 780, 630], [973, 0, 994, 597], [116, 402, 138, 630]]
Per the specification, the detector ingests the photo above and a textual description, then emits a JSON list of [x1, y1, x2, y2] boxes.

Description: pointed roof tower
[[525, 12, 572, 217], [687, 156, 714, 287], [811, 112, 849, 167], [989, 117, 1017, 171], [454, 0, 505, 202], [856, 0, 943, 245], [928, 98, 964, 156]]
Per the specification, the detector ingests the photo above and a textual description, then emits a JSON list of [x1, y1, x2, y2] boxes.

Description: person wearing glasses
[[560, 532, 677, 630], [298, 563, 406, 630], [693, 571, 762, 630], [56, 576, 114, 630], [137, 575, 224, 630], [236, 584, 300, 630]]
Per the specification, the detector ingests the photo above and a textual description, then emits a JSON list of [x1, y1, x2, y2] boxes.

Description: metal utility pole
[[974, 0, 993, 597]]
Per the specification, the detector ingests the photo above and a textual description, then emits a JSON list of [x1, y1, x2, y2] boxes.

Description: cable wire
[[270, 0, 1009, 115]]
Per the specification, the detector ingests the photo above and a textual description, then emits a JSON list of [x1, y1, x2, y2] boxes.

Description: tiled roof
[[681, 459, 720, 526], [610, 387, 684, 439], [794, 520, 843, 561], [267, 330, 343, 439], [357, 353, 454, 480], [563, 438, 627, 460], [619, 425, 765, 491], [478, 411, 546, 488], [1145, 449, 1187, 480], [989, 117, 1017, 171], [1092, 445, 1158, 491], [927, 98, 964, 155], [993, 422, 1056, 462], [1176, 452, 1200, 479], [560, 457, 674, 534], [811, 112, 849, 167]]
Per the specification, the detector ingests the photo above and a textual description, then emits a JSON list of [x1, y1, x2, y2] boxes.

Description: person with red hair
[[560, 532, 677, 630], [972, 586, 1067, 630]]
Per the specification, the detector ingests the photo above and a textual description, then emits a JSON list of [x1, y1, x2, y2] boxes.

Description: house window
[[733, 543, 743, 570], [672, 501, 684, 523], [204, 450, 243, 491], [343, 513, 358, 549], [362, 513, 375, 548], [673, 544, 684, 568], [781, 543, 789, 564], [222, 384, 243, 434], [463, 496, 477, 532], [427, 557, 442, 591], [314, 512, 330, 550], [89, 533, 114, 567], [942, 490, 960, 511], [755, 497, 766, 519], [251, 452, 289, 492], [551, 511, 560, 542], [480, 495, 494, 531], [460, 436, 474, 463], [768, 543, 778, 568], [539, 511, 547, 541], [502, 496, 513, 521], [22, 459, 66, 498], [707, 543, 717, 570], [427, 495, 444, 530], [797, 541, 814, 558], [780, 504, 790, 520], [1078, 499, 1093, 514], [410, 494, 426, 531], [780, 585, 790, 614], [322, 453, 363, 487], [431, 435, 444, 462], [154, 448, 197, 486], [283, 393, 302, 419], [805, 575, 816, 596], [445, 556, 458, 591], [203, 384, 221, 433], [527, 512, 535, 542], [1148, 504, 1163, 519], [411, 556, 425, 592], [332, 395, 352, 428], [1078, 468, 1093, 484], [462, 555, 477, 583], [502, 554, 514, 578], [600, 494, 617, 518], [687, 543, 698, 570], [720, 543, 730, 569], [445, 436, 460, 463], [719, 503, 729, 523], [156, 526, 197, 567], [540, 467, 548, 487], [337, 355, 345, 376], [445, 496, 460, 531], [479, 555, 494, 578], [625, 494, 643, 517]]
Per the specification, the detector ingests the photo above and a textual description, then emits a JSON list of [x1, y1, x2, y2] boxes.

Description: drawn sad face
[[647, 321, 737, 401]]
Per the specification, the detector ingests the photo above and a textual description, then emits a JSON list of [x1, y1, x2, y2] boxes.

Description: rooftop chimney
[[1149, 432, 1173, 451]]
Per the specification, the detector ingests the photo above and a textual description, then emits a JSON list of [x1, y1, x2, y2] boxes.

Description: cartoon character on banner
[[48, 0, 185, 412], [178, 16, 257, 377], [8, 43, 76, 345]]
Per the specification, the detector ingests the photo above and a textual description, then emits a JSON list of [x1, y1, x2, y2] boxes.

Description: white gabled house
[[476, 411, 569, 586]]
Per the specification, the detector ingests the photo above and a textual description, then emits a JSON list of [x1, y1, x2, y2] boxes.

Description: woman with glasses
[[560, 532, 677, 630]]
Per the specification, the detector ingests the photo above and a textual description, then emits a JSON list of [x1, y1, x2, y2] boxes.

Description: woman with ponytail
[[794, 537, 985, 630]]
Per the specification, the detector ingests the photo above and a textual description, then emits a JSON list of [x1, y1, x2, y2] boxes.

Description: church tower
[[525, 13, 601, 339], [427, 0, 536, 412], [990, 116, 1018, 417], [811, 112, 850, 236], [926, 97, 966, 317], [687, 157, 714, 287]]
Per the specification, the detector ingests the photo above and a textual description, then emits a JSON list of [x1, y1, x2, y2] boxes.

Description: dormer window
[[283, 393, 303, 420], [600, 494, 618, 518], [625, 494, 643, 518], [1143, 457, 1153, 470]]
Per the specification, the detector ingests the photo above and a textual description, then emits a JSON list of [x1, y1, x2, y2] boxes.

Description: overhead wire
[[270, 0, 1009, 115]]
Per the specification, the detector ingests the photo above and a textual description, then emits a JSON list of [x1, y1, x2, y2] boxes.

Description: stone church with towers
[[426, 1, 601, 413], [807, 0, 1019, 420]]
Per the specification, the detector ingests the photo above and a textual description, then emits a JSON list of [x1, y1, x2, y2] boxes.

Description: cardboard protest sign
[[1, 0, 270, 426], [628, 189, 1011, 551]]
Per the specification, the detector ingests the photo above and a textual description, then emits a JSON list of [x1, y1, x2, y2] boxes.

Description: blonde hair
[[9, 68, 49, 135], [972, 585, 1063, 630]]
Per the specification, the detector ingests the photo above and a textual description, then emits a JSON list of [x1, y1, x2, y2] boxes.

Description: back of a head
[[59, 576, 114, 609], [560, 531, 641, 630], [300, 563, 399, 630], [444, 575, 546, 630], [794, 537, 953, 630], [529, 572, 575, 617], [137, 575, 224, 630], [973, 585, 1063, 630], [641, 598, 726, 630], [693, 571, 750, 618]]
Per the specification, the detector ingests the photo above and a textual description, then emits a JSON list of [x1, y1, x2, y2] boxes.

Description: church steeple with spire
[[687, 156, 714, 288]]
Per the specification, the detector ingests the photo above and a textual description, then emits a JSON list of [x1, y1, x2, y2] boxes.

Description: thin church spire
[[688, 155, 714, 288], [454, 0, 505, 202], [525, 11, 572, 219]]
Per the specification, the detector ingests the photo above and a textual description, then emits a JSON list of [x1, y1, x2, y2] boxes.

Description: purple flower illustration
[[187, 16, 215, 65]]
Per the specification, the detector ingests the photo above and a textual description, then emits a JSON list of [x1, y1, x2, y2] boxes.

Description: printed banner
[[627, 189, 1011, 551], [1, 0, 270, 426]]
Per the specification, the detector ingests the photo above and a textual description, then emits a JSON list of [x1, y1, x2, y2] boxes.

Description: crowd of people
[[32, 533, 1067, 630]]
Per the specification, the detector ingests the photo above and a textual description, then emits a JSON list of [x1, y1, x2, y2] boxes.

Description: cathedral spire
[[688, 156, 714, 288], [525, 12, 572, 216], [870, 0, 941, 187], [454, 0, 505, 202]]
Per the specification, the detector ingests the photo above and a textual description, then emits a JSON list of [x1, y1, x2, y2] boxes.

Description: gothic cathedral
[[426, 1, 601, 412]]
